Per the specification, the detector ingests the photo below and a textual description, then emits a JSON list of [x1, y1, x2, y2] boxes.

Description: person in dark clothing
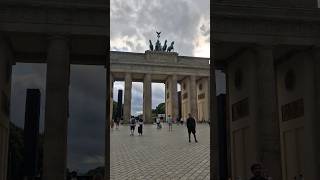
[[138, 118, 143, 135], [250, 163, 267, 180], [129, 116, 136, 136], [115, 117, 120, 130], [186, 113, 198, 143]]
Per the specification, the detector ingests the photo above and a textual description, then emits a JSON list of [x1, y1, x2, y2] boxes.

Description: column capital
[[190, 75, 197, 80], [171, 74, 177, 80], [47, 34, 70, 57], [110, 73, 114, 82], [47, 34, 70, 42], [252, 43, 276, 51], [165, 74, 176, 82], [212, 41, 223, 47], [125, 72, 132, 78]]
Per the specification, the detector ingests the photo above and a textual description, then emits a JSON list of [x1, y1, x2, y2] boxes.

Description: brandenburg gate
[[110, 50, 210, 124], [0, 0, 210, 177], [1, 0, 320, 179]]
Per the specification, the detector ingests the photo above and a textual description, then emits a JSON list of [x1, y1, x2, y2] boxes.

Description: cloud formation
[[110, 0, 210, 57]]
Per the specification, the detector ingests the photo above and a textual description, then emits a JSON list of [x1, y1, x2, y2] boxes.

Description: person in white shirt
[[129, 116, 136, 136], [180, 117, 184, 125]]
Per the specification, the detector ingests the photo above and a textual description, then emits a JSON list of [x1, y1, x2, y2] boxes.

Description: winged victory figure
[[156, 31, 161, 39]]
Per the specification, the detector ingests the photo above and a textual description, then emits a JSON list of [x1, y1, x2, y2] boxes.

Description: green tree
[[154, 102, 165, 115]]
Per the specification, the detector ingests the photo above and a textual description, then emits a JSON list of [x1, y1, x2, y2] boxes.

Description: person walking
[[138, 118, 143, 135], [129, 116, 136, 136], [110, 119, 114, 130], [186, 113, 198, 143], [180, 117, 184, 125], [157, 117, 162, 129], [115, 117, 120, 130], [167, 115, 173, 131], [249, 163, 267, 180]]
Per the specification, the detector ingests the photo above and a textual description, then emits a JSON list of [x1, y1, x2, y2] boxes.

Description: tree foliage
[[154, 102, 165, 115], [7, 122, 43, 180]]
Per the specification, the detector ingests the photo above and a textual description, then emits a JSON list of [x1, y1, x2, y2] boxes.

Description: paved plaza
[[110, 123, 210, 180]]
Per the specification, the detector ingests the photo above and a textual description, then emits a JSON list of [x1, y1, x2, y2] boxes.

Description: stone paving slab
[[110, 123, 210, 180]]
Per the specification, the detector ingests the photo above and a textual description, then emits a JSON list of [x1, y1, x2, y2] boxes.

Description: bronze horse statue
[[167, 41, 174, 52], [149, 40, 154, 51], [162, 40, 167, 51]]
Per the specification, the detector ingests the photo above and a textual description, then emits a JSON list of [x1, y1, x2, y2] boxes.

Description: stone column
[[206, 77, 210, 121], [313, 46, 320, 176], [165, 80, 169, 117], [170, 74, 178, 121], [105, 67, 111, 180], [254, 45, 281, 180], [0, 34, 13, 180], [110, 74, 114, 123], [190, 75, 198, 120], [143, 73, 152, 123], [43, 35, 70, 180], [210, 58, 218, 180], [123, 73, 132, 123]]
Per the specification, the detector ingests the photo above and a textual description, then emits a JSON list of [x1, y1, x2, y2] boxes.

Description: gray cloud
[[111, 0, 210, 56], [67, 65, 106, 172], [11, 63, 46, 131]]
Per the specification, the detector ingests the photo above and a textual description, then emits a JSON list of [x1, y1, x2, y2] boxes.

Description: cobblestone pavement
[[110, 123, 210, 180]]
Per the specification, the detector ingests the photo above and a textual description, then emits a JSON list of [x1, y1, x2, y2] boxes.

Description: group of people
[[112, 113, 198, 143], [148, 113, 198, 143], [129, 116, 144, 136], [110, 117, 121, 130]]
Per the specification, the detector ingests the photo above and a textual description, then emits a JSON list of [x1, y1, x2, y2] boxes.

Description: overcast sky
[[110, 0, 212, 116], [9, 0, 221, 173]]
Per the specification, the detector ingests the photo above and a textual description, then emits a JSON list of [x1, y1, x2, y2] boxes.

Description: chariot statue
[[162, 40, 167, 51], [147, 32, 174, 52], [155, 39, 162, 51], [167, 41, 174, 52], [149, 40, 154, 51]]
